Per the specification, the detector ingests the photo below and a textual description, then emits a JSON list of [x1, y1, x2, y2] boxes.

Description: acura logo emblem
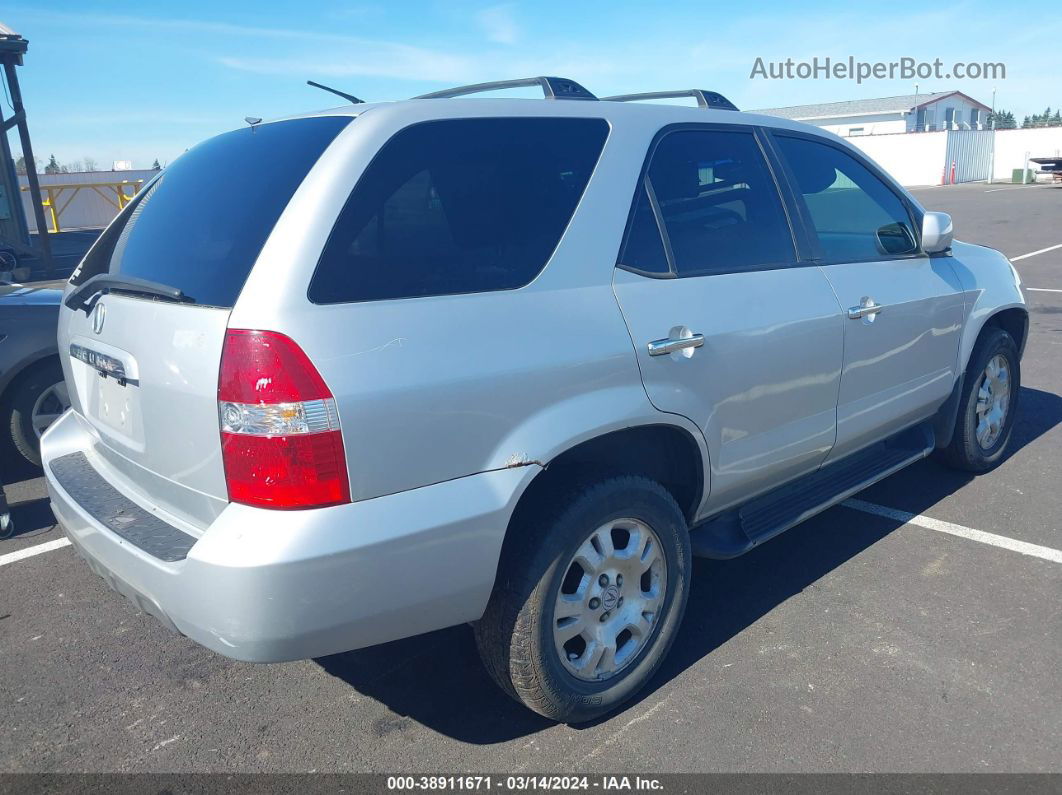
[[91, 302, 106, 334]]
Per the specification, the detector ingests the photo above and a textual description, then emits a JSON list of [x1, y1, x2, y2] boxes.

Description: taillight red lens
[[218, 329, 350, 510], [220, 432, 349, 508], [219, 329, 332, 404]]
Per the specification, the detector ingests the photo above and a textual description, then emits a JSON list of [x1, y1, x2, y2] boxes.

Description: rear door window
[[774, 135, 918, 262], [617, 181, 671, 276], [308, 117, 609, 304], [70, 116, 351, 308], [639, 129, 796, 276]]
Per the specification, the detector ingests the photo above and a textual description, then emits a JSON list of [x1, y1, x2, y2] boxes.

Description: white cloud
[[218, 42, 476, 83], [477, 4, 519, 45]]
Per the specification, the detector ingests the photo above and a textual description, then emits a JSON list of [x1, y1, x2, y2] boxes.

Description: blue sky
[[3, 0, 1059, 169]]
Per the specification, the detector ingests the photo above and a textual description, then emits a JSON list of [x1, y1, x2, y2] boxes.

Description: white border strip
[[0, 537, 71, 567], [843, 499, 1062, 564], [1027, 287, 1062, 293], [1011, 243, 1062, 262]]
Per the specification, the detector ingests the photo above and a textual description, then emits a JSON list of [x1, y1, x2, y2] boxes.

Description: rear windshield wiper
[[65, 274, 195, 313]]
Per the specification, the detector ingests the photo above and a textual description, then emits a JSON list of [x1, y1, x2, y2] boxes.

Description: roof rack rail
[[415, 76, 597, 101], [602, 89, 739, 112]]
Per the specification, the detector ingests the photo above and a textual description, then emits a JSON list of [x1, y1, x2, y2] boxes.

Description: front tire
[[940, 326, 1020, 473], [475, 476, 691, 723]]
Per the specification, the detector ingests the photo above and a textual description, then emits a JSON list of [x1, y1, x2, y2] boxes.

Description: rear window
[[308, 117, 609, 304], [70, 116, 351, 308]]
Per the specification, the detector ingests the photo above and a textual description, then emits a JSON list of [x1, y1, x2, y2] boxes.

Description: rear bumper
[[42, 410, 538, 662]]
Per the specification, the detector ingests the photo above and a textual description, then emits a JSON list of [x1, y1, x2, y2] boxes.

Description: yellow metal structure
[[21, 179, 144, 233]]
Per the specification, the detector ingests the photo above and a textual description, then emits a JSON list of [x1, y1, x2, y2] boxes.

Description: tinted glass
[[308, 117, 609, 303], [776, 135, 918, 262], [618, 181, 669, 275], [70, 116, 351, 307], [647, 129, 794, 276]]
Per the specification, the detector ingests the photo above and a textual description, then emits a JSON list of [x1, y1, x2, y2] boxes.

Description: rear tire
[[939, 327, 1020, 473], [475, 476, 691, 723]]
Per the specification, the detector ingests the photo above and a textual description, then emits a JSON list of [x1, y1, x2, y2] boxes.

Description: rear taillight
[[218, 329, 350, 509]]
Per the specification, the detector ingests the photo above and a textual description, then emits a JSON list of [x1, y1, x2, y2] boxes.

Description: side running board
[[689, 423, 934, 559]]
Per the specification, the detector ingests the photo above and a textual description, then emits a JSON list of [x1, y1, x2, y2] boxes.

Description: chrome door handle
[[647, 333, 704, 356], [848, 297, 885, 319]]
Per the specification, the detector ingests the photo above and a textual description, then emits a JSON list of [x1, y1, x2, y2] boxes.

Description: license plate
[[92, 372, 137, 434]]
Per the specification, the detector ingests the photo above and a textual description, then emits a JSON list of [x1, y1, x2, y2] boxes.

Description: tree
[[83, 156, 98, 172], [14, 155, 42, 174], [987, 109, 1016, 129], [152, 158, 161, 170], [1022, 106, 1062, 128], [44, 154, 61, 174]]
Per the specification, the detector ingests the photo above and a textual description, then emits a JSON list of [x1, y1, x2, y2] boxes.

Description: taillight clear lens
[[218, 330, 350, 510]]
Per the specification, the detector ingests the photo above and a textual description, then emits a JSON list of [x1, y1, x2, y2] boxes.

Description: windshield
[[69, 116, 351, 308]]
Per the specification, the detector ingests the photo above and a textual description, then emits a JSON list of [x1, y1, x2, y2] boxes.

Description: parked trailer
[[1031, 157, 1062, 182]]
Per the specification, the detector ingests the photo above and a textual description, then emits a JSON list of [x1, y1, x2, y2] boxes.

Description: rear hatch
[[58, 116, 351, 529]]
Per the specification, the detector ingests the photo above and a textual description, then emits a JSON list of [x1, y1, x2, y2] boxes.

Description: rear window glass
[[308, 117, 609, 304], [70, 116, 351, 308]]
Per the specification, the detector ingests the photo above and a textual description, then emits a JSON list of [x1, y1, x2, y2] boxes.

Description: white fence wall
[[992, 127, 1062, 181], [848, 127, 1062, 186], [847, 131, 949, 186], [19, 170, 158, 232]]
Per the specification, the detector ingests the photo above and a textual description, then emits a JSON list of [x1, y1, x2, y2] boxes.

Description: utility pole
[[987, 87, 997, 184]]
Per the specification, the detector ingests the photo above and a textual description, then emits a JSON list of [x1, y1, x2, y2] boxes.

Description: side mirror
[[922, 211, 953, 254]]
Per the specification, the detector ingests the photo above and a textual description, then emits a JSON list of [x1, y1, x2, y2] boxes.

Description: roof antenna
[[307, 80, 364, 105], [244, 116, 262, 133]]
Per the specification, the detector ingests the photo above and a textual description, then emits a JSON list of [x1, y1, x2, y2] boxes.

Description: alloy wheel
[[31, 381, 70, 439], [553, 518, 667, 682], [975, 354, 1010, 449]]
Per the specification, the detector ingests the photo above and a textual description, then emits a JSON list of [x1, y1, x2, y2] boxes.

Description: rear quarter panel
[[230, 101, 712, 504]]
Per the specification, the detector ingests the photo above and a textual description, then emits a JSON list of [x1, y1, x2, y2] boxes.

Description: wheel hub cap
[[975, 354, 1010, 450], [553, 518, 667, 682]]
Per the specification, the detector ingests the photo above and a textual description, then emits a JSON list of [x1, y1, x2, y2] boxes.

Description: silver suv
[[42, 78, 1027, 722]]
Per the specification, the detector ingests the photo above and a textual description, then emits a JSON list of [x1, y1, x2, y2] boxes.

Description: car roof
[[280, 96, 844, 141]]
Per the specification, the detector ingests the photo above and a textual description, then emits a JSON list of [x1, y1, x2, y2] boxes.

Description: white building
[[753, 91, 993, 137]]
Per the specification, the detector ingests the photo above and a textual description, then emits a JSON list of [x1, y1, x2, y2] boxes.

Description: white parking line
[[843, 498, 1062, 564], [1011, 243, 1062, 261], [1027, 287, 1062, 293], [0, 537, 71, 567]]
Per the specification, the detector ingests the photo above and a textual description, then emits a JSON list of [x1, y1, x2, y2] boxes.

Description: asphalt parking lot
[[1, 181, 1059, 773]]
